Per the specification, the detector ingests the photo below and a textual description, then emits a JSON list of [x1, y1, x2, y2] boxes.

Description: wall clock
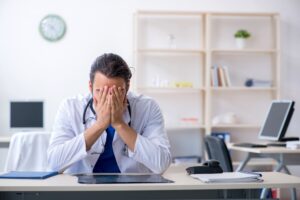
[[39, 14, 66, 42]]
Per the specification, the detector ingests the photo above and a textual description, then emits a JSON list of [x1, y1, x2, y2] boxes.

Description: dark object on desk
[[205, 136, 233, 172], [266, 142, 286, 147], [0, 171, 58, 179], [233, 143, 267, 148], [77, 174, 174, 184], [279, 137, 299, 142], [186, 160, 223, 175]]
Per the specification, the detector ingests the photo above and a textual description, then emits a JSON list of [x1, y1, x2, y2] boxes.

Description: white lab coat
[[5, 132, 51, 172], [47, 91, 171, 174]]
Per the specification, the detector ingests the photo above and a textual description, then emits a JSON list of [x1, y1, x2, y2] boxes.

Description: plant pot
[[235, 38, 246, 49]]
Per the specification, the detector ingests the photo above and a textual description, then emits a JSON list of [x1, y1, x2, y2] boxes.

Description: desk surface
[[1, 165, 300, 192], [228, 143, 300, 154]]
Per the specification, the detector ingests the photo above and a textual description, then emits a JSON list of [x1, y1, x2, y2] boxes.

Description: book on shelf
[[211, 66, 219, 87], [217, 67, 225, 87], [211, 65, 231, 87], [222, 66, 232, 87]]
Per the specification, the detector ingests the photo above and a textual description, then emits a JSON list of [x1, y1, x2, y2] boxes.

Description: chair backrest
[[205, 136, 233, 172], [4, 131, 51, 172]]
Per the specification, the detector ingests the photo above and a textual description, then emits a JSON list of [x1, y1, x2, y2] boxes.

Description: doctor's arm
[[48, 98, 107, 172], [125, 102, 172, 174], [47, 100, 89, 172], [84, 87, 110, 151]]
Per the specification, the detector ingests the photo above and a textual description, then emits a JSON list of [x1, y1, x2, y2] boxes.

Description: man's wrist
[[113, 121, 127, 131], [93, 122, 107, 132]]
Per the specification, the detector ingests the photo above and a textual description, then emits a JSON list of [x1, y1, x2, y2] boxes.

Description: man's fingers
[[94, 88, 101, 108], [99, 86, 108, 106], [119, 87, 125, 100], [108, 94, 116, 119], [112, 86, 122, 104], [123, 97, 127, 108], [93, 96, 98, 107], [106, 94, 111, 109], [111, 91, 119, 110]]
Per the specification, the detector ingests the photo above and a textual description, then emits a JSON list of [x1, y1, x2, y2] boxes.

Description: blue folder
[[0, 171, 58, 179]]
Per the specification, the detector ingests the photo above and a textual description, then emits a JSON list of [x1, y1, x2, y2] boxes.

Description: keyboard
[[266, 142, 286, 147], [233, 143, 267, 148]]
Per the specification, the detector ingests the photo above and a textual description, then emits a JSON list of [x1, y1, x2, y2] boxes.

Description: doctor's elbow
[[152, 150, 172, 174], [47, 148, 63, 172]]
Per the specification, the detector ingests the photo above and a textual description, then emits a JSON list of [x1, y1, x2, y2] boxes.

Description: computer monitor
[[10, 101, 44, 129], [259, 100, 295, 141]]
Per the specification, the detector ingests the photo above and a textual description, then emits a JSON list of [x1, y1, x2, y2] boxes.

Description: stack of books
[[211, 66, 231, 87]]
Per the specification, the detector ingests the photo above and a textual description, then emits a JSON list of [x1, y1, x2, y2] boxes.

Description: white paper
[[190, 172, 263, 183]]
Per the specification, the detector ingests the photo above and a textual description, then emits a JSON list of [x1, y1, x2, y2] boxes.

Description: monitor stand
[[279, 137, 299, 142]]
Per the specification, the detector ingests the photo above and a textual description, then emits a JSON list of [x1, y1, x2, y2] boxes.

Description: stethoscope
[[82, 97, 132, 156]]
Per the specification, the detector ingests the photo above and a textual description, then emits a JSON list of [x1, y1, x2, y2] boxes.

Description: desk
[[229, 144, 300, 199], [1, 165, 300, 200]]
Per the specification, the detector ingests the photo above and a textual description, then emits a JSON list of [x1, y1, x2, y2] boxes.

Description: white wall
[[0, 0, 299, 135]]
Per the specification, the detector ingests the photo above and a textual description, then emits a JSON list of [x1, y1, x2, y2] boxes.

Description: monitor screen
[[10, 101, 44, 128], [259, 101, 294, 141]]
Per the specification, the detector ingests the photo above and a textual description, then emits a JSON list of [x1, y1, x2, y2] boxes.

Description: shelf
[[137, 11, 278, 17], [166, 123, 205, 131], [167, 123, 262, 130], [212, 124, 261, 129], [137, 87, 205, 94], [210, 12, 279, 17], [136, 49, 205, 55], [135, 11, 280, 153], [232, 158, 277, 167], [211, 87, 277, 92], [137, 10, 204, 17], [211, 49, 278, 54], [136, 49, 277, 55]]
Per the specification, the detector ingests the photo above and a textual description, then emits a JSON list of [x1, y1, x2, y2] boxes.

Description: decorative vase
[[235, 38, 246, 49]]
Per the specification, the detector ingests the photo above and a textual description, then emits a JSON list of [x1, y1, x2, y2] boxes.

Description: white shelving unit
[[133, 11, 280, 159]]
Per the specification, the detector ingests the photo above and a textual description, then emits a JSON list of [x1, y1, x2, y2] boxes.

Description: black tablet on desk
[[77, 174, 174, 184]]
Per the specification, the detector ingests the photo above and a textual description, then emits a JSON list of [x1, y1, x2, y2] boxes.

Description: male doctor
[[47, 53, 171, 174]]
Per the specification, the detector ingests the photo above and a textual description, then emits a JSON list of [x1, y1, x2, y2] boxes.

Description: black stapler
[[186, 160, 223, 175]]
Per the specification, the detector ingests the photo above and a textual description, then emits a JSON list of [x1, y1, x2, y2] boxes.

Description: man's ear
[[89, 81, 93, 93]]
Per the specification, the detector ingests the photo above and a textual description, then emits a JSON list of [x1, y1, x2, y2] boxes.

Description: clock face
[[39, 15, 66, 42]]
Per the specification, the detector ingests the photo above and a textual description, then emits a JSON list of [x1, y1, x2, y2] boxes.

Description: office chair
[[205, 136, 233, 172], [205, 136, 262, 198]]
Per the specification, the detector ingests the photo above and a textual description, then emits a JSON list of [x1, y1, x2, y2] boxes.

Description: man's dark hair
[[90, 53, 132, 89]]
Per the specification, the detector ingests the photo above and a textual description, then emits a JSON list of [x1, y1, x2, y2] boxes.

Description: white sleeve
[[47, 100, 87, 172], [128, 101, 172, 174]]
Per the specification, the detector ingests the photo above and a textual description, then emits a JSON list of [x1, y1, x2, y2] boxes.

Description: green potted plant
[[234, 29, 251, 49]]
